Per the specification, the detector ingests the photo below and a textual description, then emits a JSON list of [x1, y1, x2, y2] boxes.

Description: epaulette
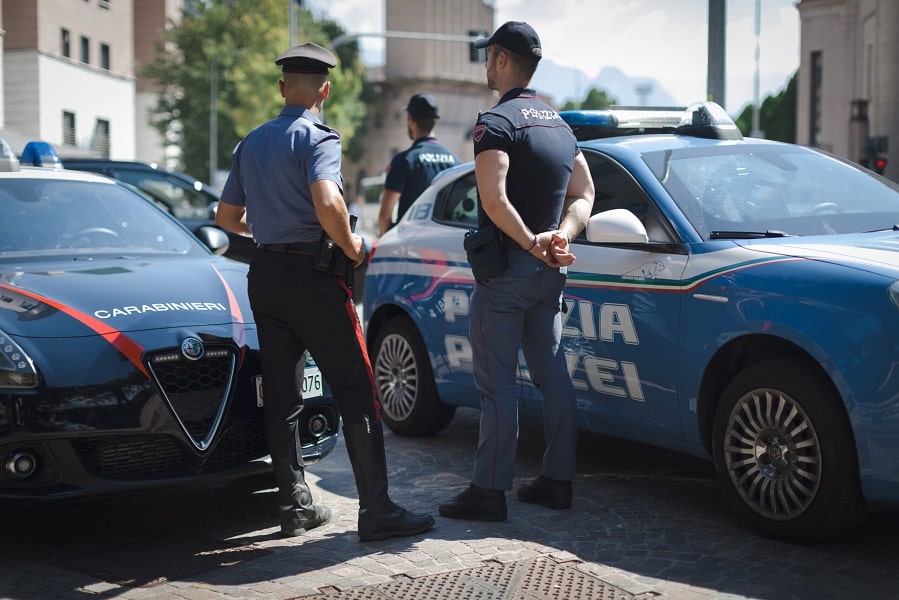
[[313, 122, 339, 135]]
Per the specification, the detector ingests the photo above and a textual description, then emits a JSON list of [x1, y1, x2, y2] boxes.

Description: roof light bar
[[676, 102, 743, 140], [560, 101, 742, 142], [20, 141, 63, 169]]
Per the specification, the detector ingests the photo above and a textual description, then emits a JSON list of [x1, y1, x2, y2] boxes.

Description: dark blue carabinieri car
[[0, 140, 340, 499]]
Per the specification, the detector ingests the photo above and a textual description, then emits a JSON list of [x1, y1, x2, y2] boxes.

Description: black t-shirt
[[384, 136, 459, 224], [471, 88, 578, 233]]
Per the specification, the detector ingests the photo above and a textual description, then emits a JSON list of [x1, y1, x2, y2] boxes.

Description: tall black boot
[[342, 417, 435, 541], [268, 418, 332, 537]]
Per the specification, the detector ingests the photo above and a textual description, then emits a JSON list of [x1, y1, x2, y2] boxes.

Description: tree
[[561, 87, 618, 111], [140, 0, 366, 181], [736, 71, 797, 142]]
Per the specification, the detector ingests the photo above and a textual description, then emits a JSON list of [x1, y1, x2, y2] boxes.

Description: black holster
[[314, 215, 358, 287]]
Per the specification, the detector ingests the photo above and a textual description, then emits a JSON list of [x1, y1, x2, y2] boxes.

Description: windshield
[[643, 144, 899, 239], [0, 178, 198, 258]]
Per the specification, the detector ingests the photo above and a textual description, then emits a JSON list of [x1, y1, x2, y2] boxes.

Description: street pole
[[209, 56, 218, 185], [707, 0, 726, 107], [289, 0, 298, 47], [751, 0, 764, 137]]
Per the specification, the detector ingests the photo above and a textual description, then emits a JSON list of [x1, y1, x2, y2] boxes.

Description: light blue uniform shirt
[[220, 105, 344, 244]]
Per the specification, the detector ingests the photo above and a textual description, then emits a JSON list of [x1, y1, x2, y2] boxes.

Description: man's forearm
[[215, 203, 252, 237]]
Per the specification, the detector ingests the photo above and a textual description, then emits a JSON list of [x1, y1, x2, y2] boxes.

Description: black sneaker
[[517, 475, 572, 509], [439, 483, 507, 522]]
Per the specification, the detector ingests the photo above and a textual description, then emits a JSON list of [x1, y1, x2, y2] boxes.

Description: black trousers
[[247, 249, 380, 430]]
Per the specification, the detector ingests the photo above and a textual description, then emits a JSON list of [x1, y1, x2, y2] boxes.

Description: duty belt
[[257, 241, 319, 255]]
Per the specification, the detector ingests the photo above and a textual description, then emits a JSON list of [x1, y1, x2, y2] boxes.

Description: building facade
[[1, 0, 136, 159], [0, 0, 496, 185], [10, 2, 894, 190], [797, 0, 899, 180], [347, 0, 497, 229]]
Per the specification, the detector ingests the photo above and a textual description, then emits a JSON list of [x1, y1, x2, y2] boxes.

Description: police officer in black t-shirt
[[378, 93, 459, 236], [217, 43, 434, 541], [439, 22, 595, 521]]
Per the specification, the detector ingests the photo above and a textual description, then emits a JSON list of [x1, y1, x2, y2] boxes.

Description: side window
[[433, 171, 478, 228], [111, 170, 209, 220], [583, 153, 674, 243]]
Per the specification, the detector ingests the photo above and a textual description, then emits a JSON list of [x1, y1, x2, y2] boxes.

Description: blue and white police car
[[363, 102, 899, 543]]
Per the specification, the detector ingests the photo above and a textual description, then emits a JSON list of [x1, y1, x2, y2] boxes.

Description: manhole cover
[[297, 556, 638, 599], [55, 534, 271, 588]]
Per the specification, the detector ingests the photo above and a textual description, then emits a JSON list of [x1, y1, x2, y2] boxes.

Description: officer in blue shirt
[[377, 93, 459, 236], [439, 22, 595, 522], [217, 42, 434, 541]]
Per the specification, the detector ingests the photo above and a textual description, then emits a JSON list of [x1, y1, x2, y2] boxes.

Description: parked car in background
[[363, 102, 899, 543], [60, 158, 255, 263], [0, 140, 339, 500]]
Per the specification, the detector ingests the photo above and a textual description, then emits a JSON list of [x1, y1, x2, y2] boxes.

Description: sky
[[303, 0, 800, 115]]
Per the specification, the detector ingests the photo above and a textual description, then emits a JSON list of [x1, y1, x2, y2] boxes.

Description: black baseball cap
[[474, 21, 542, 61], [404, 93, 440, 119], [276, 42, 337, 74]]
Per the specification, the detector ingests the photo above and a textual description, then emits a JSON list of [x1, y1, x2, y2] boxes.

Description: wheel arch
[[365, 302, 411, 357], [694, 333, 853, 458]]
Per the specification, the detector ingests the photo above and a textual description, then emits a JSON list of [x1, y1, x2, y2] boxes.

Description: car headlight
[[0, 328, 38, 388]]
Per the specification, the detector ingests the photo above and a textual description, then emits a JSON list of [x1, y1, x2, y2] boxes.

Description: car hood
[[739, 231, 899, 279], [0, 256, 252, 338]]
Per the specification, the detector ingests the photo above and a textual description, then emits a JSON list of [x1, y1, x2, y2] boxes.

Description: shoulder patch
[[472, 123, 487, 143]]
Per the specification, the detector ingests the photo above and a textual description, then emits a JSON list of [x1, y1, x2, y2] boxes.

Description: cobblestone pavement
[[2, 407, 899, 599]]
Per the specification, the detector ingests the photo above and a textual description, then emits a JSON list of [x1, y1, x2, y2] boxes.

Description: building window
[[809, 51, 822, 147], [100, 43, 110, 70], [99, 0, 110, 8], [469, 30, 488, 63], [94, 120, 110, 157], [63, 112, 77, 146], [80, 36, 90, 64], [61, 29, 71, 58]]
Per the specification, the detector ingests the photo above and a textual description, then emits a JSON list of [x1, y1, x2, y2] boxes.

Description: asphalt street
[[2, 407, 898, 599]]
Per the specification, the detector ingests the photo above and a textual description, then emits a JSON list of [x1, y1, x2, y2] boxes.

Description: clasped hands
[[528, 230, 575, 267]]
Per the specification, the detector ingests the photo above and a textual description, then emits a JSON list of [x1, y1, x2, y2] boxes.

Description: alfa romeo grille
[[75, 434, 188, 479], [72, 421, 271, 480], [146, 344, 237, 451]]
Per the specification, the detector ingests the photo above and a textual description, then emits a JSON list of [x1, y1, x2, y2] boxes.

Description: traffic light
[[867, 136, 889, 175]]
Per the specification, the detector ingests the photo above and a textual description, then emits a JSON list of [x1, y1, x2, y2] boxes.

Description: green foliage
[[139, 0, 367, 181], [561, 87, 618, 111], [736, 71, 797, 142]]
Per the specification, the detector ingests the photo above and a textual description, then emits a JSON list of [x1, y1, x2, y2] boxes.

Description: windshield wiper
[[709, 230, 791, 240], [862, 225, 899, 233]]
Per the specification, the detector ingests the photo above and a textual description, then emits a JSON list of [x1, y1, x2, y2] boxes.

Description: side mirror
[[195, 226, 231, 255], [586, 209, 649, 243]]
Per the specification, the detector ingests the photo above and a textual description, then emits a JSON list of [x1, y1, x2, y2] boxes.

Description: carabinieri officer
[[217, 42, 434, 541]]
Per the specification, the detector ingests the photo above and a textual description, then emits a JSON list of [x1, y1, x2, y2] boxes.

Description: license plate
[[254, 367, 323, 407], [301, 367, 324, 399]]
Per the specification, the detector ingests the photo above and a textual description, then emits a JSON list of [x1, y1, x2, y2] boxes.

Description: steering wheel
[[61, 227, 124, 246], [806, 202, 842, 215]]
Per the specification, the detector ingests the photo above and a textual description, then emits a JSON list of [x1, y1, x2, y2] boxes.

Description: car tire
[[712, 359, 867, 543], [371, 316, 456, 436]]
